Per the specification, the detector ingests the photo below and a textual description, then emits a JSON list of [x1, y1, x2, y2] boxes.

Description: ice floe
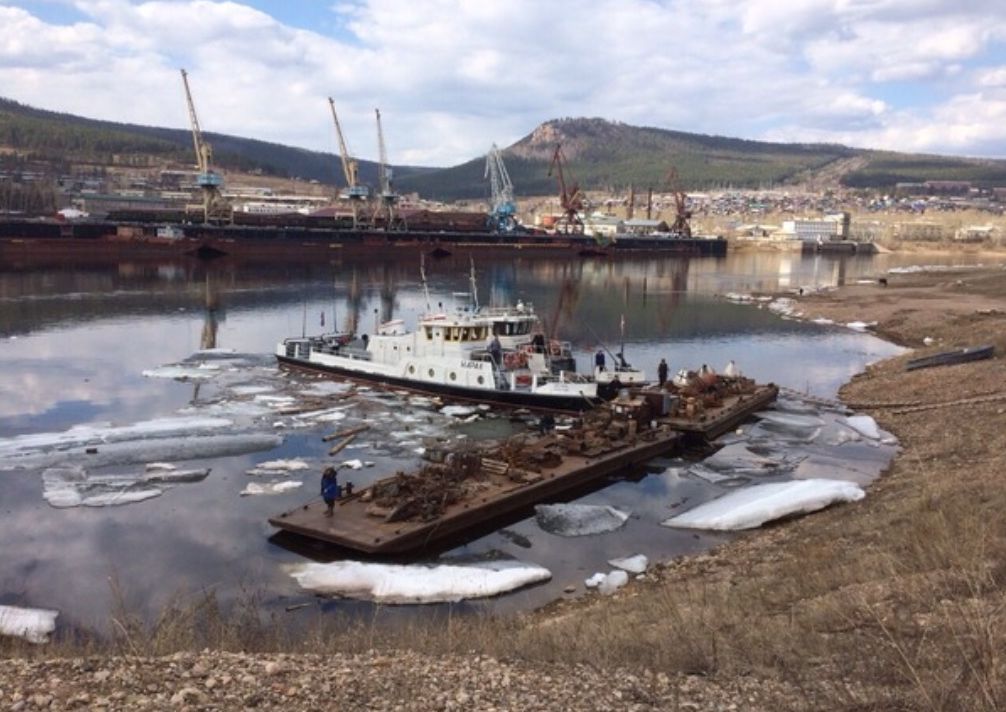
[[288, 559, 551, 603], [1, 430, 282, 471], [141, 365, 217, 381], [240, 481, 303, 496], [42, 465, 210, 508], [440, 405, 478, 418], [608, 554, 648, 574], [535, 503, 630, 536], [845, 321, 876, 332], [584, 570, 629, 595], [0, 605, 58, 644], [842, 415, 880, 440], [662, 479, 865, 531]]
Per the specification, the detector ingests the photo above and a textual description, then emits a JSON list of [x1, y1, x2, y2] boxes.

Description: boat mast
[[469, 257, 479, 312], [420, 253, 432, 314]]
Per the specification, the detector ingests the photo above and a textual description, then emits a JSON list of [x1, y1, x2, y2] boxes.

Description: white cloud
[[0, 0, 1005, 163]]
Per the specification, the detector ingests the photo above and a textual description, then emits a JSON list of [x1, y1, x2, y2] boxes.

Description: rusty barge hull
[[269, 429, 681, 555], [0, 220, 727, 263]]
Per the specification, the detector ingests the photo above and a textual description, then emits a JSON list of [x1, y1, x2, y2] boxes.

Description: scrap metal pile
[[358, 407, 653, 524]]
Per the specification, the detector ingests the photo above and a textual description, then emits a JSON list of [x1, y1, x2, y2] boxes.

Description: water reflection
[[0, 249, 988, 633]]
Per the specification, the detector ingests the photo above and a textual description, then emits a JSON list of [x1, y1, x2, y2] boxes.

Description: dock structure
[[270, 381, 778, 555]]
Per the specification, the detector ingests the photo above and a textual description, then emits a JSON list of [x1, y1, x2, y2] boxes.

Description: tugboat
[[277, 264, 599, 413]]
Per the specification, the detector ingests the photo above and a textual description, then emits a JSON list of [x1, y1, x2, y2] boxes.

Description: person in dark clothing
[[595, 349, 606, 371], [488, 334, 502, 366], [538, 413, 556, 434], [616, 351, 629, 369], [657, 358, 668, 387], [321, 466, 341, 516], [531, 332, 546, 353]]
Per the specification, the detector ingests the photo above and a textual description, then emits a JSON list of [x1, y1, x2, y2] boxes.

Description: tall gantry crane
[[179, 69, 229, 223], [373, 108, 399, 227], [328, 97, 370, 229], [484, 143, 517, 233], [547, 144, 584, 234], [665, 166, 692, 237]]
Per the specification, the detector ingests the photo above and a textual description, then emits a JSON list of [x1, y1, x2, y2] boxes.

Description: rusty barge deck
[[269, 381, 778, 555]]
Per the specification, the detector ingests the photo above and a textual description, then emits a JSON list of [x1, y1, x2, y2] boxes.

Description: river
[[0, 249, 987, 634]]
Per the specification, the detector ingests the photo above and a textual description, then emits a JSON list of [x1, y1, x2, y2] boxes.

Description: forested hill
[[0, 97, 433, 185], [397, 117, 1006, 200]]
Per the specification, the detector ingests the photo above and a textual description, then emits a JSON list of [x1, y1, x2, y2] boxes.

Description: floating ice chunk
[[229, 385, 275, 396], [407, 396, 437, 409], [312, 411, 348, 423], [240, 480, 303, 496], [142, 468, 210, 484], [535, 503, 630, 537], [145, 462, 176, 472], [0, 605, 58, 644], [608, 554, 648, 574], [704, 443, 783, 473], [141, 365, 215, 381], [757, 412, 825, 430], [194, 347, 236, 356], [811, 317, 835, 325], [440, 405, 477, 417], [300, 381, 355, 397], [2, 431, 282, 471], [842, 415, 880, 440], [845, 321, 875, 332], [584, 573, 606, 589], [662, 479, 865, 531], [42, 467, 164, 508], [289, 559, 551, 604], [598, 570, 629, 595], [724, 292, 753, 302], [341, 459, 364, 470], [257, 458, 311, 472]]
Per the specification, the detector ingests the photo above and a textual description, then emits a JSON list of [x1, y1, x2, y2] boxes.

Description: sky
[[2, 0, 1006, 167]]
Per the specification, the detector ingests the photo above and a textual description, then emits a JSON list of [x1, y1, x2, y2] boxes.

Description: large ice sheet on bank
[[0, 605, 58, 644], [42, 465, 210, 508], [662, 479, 865, 531], [289, 559, 551, 604], [534, 503, 630, 536]]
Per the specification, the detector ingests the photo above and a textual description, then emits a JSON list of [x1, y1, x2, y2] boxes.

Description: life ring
[[503, 351, 528, 369], [515, 373, 533, 387]]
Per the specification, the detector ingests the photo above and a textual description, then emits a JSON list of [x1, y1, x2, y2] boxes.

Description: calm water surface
[[0, 250, 993, 632]]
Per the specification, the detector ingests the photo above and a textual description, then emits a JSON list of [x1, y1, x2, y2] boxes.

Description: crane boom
[[328, 97, 356, 189], [179, 68, 226, 223], [375, 108, 391, 196], [547, 144, 584, 234], [484, 143, 517, 232], [180, 69, 210, 175]]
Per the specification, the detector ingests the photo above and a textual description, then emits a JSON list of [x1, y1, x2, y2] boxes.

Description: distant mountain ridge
[[0, 97, 433, 186], [3, 98, 1006, 202], [398, 117, 1006, 201]]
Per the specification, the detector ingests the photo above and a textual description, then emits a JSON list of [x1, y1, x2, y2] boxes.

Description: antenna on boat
[[301, 297, 308, 338], [469, 256, 479, 312], [420, 252, 432, 314]]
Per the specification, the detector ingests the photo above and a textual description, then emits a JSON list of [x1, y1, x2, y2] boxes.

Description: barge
[[269, 378, 778, 554]]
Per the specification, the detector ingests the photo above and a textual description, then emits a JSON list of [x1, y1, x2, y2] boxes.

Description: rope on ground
[[846, 391, 1006, 412]]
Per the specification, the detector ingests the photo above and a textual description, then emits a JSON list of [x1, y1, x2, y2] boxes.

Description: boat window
[[408, 365, 415, 374], [428, 368, 435, 378], [424, 326, 433, 340], [449, 327, 460, 341], [477, 375, 484, 385], [449, 371, 457, 381], [459, 327, 468, 341]]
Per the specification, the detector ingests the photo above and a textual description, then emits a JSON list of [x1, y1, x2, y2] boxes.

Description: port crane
[[665, 166, 692, 237], [328, 98, 370, 229], [373, 108, 400, 228], [484, 143, 518, 233], [179, 69, 229, 223], [547, 144, 584, 234]]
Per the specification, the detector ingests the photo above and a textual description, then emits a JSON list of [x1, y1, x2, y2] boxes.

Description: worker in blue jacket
[[321, 466, 341, 517]]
